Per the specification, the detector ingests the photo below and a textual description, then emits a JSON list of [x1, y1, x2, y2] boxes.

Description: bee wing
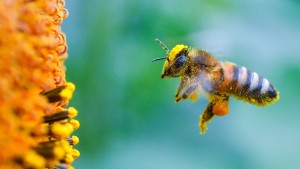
[[197, 67, 222, 93]]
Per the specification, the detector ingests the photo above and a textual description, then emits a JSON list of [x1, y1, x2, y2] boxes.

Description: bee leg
[[213, 100, 229, 116], [199, 102, 215, 134], [175, 84, 199, 102], [175, 76, 189, 102], [212, 93, 229, 116], [199, 94, 229, 134]]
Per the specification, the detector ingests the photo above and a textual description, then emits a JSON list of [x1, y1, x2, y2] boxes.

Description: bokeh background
[[63, 0, 300, 168]]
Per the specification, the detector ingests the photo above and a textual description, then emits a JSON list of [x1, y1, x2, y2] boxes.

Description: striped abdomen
[[217, 62, 279, 105]]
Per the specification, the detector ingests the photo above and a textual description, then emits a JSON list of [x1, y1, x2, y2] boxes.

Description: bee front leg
[[175, 76, 189, 102], [199, 102, 215, 134], [176, 84, 200, 102]]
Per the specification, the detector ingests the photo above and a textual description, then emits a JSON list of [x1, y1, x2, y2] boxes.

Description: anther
[[43, 107, 78, 123], [66, 136, 79, 145], [41, 82, 75, 103]]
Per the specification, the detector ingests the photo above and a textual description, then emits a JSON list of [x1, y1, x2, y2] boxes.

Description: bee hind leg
[[199, 94, 230, 134], [211, 93, 230, 116], [199, 102, 215, 134]]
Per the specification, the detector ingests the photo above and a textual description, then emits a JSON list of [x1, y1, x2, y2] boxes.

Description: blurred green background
[[63, 0, 300, 168]]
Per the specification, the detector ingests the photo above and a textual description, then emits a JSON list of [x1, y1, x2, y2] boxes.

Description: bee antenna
[[152, 57, 167, 62], [155, 38, 170, 53]]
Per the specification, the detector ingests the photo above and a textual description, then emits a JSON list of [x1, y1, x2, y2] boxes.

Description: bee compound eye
[[174, 56, 186, 68]]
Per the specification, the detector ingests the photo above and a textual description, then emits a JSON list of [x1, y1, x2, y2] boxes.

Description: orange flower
[[0, 0, 79, 168]]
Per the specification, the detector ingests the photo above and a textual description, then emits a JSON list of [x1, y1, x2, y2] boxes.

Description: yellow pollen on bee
[[168, 44, 187, 62], [213, 101, 229, 116]]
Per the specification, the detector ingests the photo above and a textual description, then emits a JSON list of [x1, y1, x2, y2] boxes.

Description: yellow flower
[[0, 0, 79, 168]]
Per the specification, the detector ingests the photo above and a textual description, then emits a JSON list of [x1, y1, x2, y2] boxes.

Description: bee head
[[153, 39, 188, 78]]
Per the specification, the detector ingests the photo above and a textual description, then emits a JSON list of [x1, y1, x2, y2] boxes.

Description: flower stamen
[[44, 107, 78, 123], [42, 82, 75, 103], [66, 136, 79, 145]]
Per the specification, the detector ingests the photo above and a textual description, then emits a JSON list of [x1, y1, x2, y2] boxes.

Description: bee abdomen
[[221, 63, 279, 105]]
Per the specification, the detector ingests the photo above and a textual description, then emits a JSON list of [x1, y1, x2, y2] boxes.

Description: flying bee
[[153, 39, 280, 134]]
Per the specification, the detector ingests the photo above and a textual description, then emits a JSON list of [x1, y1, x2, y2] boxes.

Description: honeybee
[[153, 39, 280, 134]]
